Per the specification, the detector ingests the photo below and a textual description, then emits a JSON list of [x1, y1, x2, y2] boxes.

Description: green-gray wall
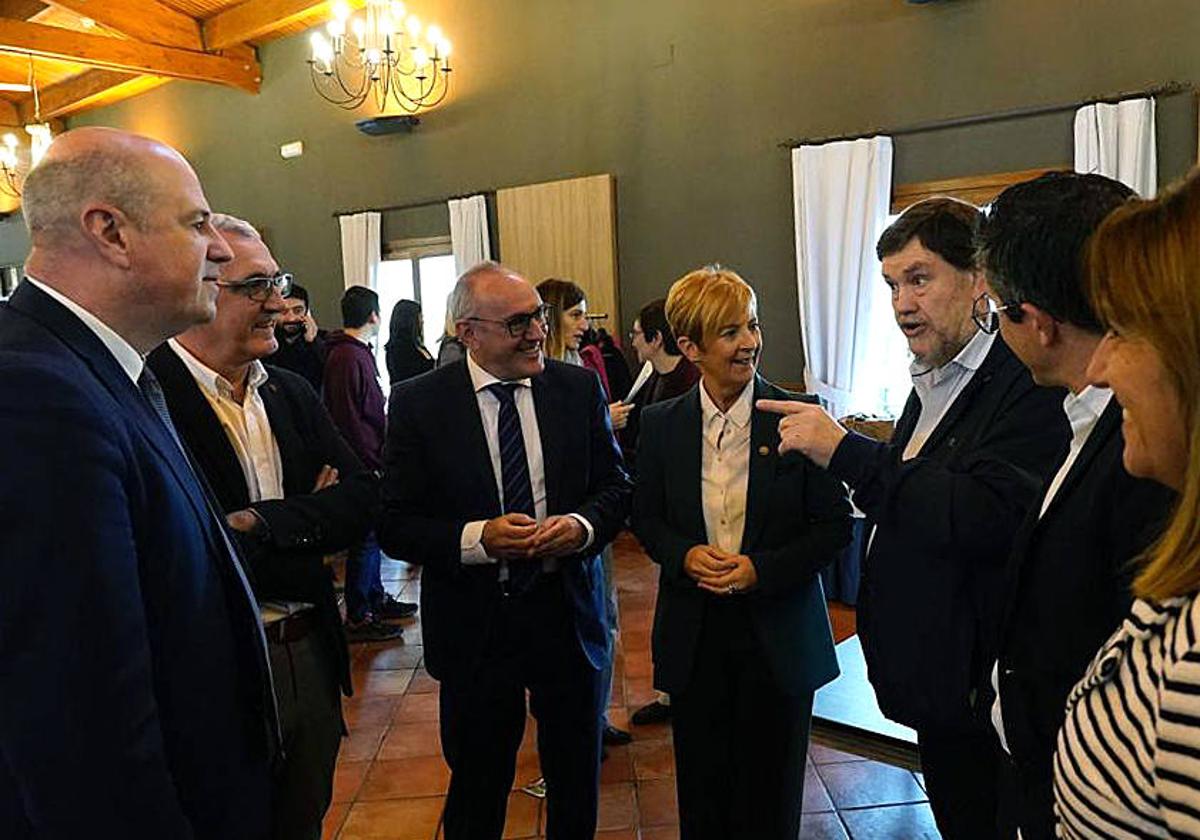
[[8, 0, 1200, 380]]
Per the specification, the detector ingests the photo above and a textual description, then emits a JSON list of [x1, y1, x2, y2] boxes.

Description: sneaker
[[520, 776, 546, 799], [375, 593, 419, 620], [345, 616, 404, 642], [630, 700, 671, 725]]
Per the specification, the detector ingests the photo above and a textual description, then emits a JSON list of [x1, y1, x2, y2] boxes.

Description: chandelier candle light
[[309, 0, 452, 113]]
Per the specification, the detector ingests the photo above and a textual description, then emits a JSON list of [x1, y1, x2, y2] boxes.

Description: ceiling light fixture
[[0, 57, 55, 198], [308, 0, 452, 113]]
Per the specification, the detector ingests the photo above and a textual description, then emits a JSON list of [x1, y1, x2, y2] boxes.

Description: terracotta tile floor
[[324, 533, 934, 840]]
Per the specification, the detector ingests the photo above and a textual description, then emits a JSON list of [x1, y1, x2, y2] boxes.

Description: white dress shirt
[[459, 353, 594, 573], [25, 276, 143, 383], [903, 330, 995, 461], [699, 379, 754, 555], [990, 384, 1114, 754], [168, 339, 285, 503]]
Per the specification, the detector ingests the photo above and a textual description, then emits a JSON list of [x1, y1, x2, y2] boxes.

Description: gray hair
[[210, 213, 261, 241], [23, 148, 159, 236], [447, 260, 520, 321]]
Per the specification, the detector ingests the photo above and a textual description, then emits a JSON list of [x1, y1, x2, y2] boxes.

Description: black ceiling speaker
[[355, 115, 421, 136]]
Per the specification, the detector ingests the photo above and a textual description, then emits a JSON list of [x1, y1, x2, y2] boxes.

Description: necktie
[[137, 366, 282, 755], [487, 382, 538, 592]]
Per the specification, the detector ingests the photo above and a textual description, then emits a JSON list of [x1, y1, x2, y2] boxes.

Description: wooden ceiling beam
[[204, 0, 364, 51], [0, 0, 47, 20], [0, 97, 20, 125], [17, 68, 139, 120], [0, 18, 260, 92], [42, 1, 204, 51]]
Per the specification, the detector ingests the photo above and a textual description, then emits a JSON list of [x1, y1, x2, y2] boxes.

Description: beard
[[276, 322, 305, 343]]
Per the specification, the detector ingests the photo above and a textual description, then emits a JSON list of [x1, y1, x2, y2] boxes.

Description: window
[[855, 213, 913, 419], [374, 236, 458, 391]]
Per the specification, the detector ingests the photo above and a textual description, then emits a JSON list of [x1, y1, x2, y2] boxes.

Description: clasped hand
[[482, 513, 586, 561], [683, 544, 758, 595]]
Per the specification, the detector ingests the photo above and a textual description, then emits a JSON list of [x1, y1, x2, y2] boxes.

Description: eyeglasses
[[216, 272, 293, 302], [972, 292, 1023, 334], [628, 327, 644, 342], [465, 303, 553, 338]]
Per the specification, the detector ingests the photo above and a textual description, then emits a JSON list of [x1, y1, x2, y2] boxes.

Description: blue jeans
[[599, 545, 618, 725], [345, 531, 384, 623]]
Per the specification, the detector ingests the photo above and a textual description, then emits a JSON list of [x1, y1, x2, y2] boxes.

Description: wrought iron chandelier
[[308, 0, 453, 113], [0, 58, 53, 198]]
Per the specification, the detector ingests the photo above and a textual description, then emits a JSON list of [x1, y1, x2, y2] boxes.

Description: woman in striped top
[[1053, 168, 1200, 838]]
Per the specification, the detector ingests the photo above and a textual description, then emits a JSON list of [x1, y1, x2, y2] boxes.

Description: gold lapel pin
[[758, 445, 771, 456]]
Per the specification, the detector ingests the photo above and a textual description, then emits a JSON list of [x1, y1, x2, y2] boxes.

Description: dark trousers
[[997, 752, 1055, 840], [671, 601, 813, 840], [267, 626, 344, 840], [439, 576, 605, 840], [345, 531, 383, 622], [917, 724, 1002, 840]]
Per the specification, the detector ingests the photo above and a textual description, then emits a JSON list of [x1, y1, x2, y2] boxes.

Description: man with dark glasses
[[977, 172, 1175, 840], [146, 214, 378, 839]]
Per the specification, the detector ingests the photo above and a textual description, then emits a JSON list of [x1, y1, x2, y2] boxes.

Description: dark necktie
[[486, 382, 538, 592], [137, 365, 282, 753]]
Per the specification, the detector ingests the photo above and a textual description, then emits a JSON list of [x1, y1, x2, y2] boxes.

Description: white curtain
[[792, 136, 894, 418], [338, 211, 382, 290], [448, 195, 492, 275], [1074, 97, 1157, 197]]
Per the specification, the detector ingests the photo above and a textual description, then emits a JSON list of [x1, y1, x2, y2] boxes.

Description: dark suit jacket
[[994, 397, 1174, 808], [633, 377, 851, 697], [148, 343, 382, 695], [0, 283, 274, 839], [378, 358, 633, 681], [826, 336, 1070, 731]]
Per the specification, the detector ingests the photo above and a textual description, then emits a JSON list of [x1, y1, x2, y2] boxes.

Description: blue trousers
[[345, 531, 383, 622]]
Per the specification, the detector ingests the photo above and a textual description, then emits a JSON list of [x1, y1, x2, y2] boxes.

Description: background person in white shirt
[[974, 172, 1175, 840], [632, 266, 851, 840]]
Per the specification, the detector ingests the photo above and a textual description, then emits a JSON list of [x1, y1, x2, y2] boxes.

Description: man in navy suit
[[379, 262, 632, 840], [976, 173, 1175, 839], [0, 128, 277, 838]]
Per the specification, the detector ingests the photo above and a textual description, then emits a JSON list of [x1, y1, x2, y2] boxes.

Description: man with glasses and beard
[[760, 198, 1068, 839], [378, 261, 632, 840], [270, 282, 327, 392], [147, 215, 377, 839]]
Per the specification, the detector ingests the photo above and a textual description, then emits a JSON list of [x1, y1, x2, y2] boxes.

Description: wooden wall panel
[[496, 174, 621, 331], [891, 166, 1068, 213]]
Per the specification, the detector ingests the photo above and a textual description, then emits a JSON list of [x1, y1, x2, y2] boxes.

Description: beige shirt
[[699, 379, 754, 554], [168, 339, 285, 503]]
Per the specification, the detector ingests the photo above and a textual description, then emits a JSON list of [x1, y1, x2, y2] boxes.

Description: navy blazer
[[148, 343, 382, 696], [632, 377, 851, 697], [0, 283, 275, 839], [827, 335, 1070, 731], [994, 398, 1174, 789], [378, 359, 633, 682]]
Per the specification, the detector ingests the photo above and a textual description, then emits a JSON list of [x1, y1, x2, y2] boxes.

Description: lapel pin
[[758, 445, 771, 456]]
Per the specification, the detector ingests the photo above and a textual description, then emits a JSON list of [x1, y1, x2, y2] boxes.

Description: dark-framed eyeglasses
[[465, 303, 553, 338], [216, 271, 293, 302], [972, 292, 1023, 335]]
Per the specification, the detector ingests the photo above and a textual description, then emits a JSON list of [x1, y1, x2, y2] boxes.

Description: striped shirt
[[1054, 595, 1200, 838]]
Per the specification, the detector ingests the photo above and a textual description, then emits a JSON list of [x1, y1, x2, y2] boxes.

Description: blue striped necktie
[[487, 382, 538, 592]]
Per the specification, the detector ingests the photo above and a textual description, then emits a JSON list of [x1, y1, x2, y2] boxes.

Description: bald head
[[448, 261, 528, 321], [21, 127, 233, 355], [23, 127, 192, 241]]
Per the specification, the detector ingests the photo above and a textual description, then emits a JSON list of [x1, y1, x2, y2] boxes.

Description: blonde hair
[[665, 265, 756, 348], [1085, 168, 1200, 600]]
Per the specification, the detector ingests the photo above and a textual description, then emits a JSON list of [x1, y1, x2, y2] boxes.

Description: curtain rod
[[332, 189, 496, 218], [779, 80, 1196, 149]]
